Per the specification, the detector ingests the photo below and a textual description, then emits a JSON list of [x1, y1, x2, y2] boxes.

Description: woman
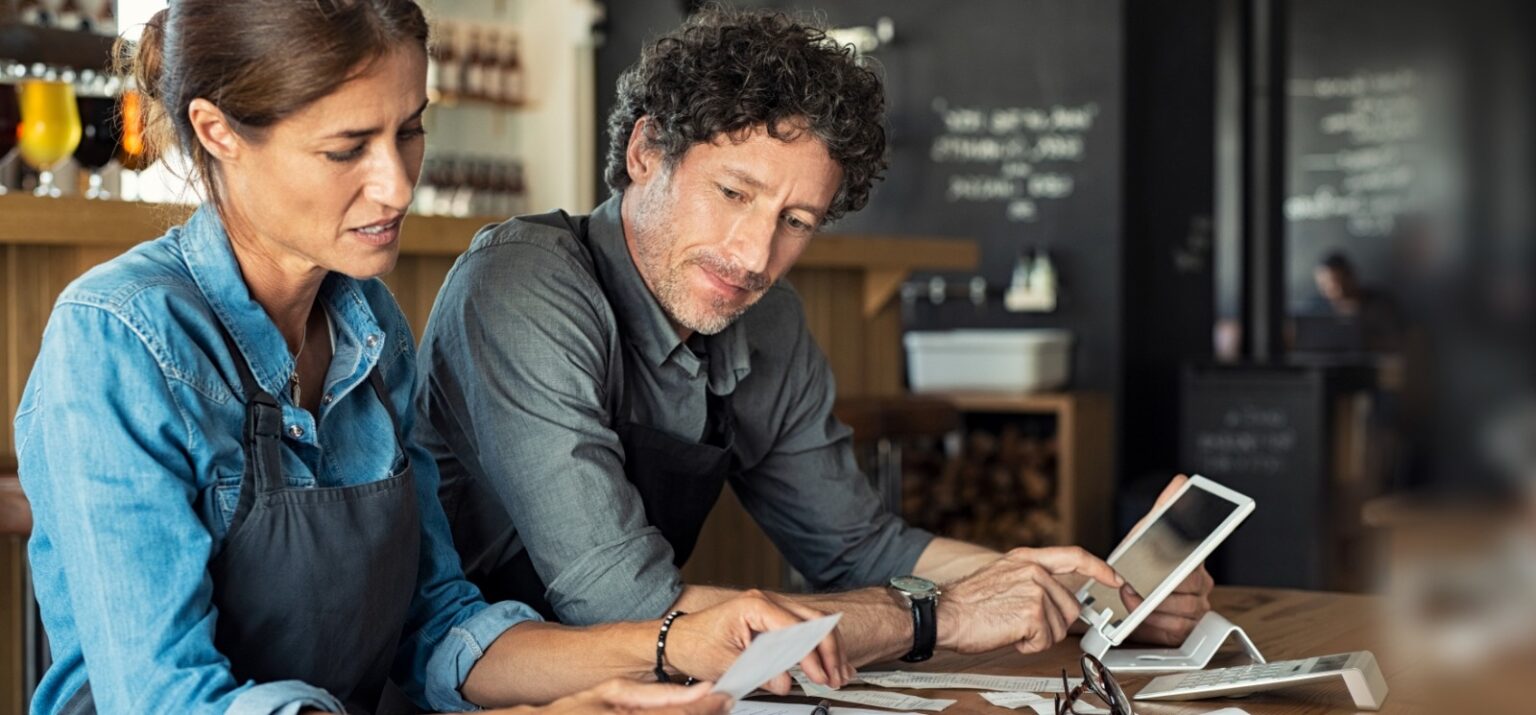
[[13, 2, 847, 713]]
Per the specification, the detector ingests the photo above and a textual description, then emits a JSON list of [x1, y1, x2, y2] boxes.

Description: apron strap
[[366, 368, 404, 442], [215, 328, 289, 498]]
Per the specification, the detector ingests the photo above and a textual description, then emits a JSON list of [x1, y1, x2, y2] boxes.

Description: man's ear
[[625, 116, 666, 187], [187, 98, 242, 162]]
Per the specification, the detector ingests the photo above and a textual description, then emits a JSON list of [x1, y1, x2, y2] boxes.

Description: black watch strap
[[900, 595, 936, 662]]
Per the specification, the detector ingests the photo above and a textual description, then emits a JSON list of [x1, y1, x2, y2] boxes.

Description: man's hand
[[1122, 475, 1217, 645], [666, 590, 852, 694], [937, 546, 1123, 655], [495, 680, 732, 715]]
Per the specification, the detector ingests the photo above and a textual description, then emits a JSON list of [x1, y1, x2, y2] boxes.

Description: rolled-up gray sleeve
[[418, 238, 682, 626], [730, 290, 934, 591]]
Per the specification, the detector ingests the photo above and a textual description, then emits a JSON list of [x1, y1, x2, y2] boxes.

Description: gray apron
[[448, 210, 733, 621], [61, 329, 422, 714]]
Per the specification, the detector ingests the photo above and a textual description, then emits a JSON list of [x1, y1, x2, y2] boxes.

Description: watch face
[[890, 575, 938, 597]]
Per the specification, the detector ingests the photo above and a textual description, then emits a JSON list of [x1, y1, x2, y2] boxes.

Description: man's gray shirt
[[414, 195, 933, 625]]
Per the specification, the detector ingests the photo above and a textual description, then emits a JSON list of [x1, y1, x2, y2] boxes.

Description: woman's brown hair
[[115, 0, 430, 208]]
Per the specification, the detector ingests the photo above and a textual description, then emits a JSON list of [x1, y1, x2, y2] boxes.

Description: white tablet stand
[[1080, 611, 1266, 673]]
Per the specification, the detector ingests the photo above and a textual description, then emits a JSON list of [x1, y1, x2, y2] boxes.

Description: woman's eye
[[398, 126, 427, 142], [324, 145, 366, 163]]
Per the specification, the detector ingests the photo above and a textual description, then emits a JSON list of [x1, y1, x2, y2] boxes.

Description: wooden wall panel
[[0, 538, 20, 715], [381, 255, 455, 340], [1, 245, 110, 715]]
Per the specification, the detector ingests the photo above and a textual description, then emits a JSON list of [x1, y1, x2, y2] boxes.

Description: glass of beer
[[17, 79, 83, 197], [117, 88, 153, 171]]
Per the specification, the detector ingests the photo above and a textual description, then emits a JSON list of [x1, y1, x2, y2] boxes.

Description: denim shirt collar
[[587, 195, 751, 395], [178, 204, 386, 401]]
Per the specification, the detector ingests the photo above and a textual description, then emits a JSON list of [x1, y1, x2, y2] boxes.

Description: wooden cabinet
[[923, 391, 1115, 557]]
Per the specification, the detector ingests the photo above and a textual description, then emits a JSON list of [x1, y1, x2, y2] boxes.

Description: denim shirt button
[[287, 424, 305, 439], [365, 334, 379, 349], [321, 393, 334, 405]]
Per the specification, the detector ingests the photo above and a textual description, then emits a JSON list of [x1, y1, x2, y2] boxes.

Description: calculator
[[1132, 651, 1389, 711]]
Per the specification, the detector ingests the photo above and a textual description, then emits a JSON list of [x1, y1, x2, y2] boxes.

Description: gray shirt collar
[[588, 195, 751, 394]]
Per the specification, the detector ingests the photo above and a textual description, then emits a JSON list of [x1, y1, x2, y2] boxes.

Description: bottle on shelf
[[89, 0, 115, 35], [433, 22, 462, 100], [18, 1, 48, 26], [508, 160, 528, 216], [462, 27, 486, 101], [500, 31, 525, 106]]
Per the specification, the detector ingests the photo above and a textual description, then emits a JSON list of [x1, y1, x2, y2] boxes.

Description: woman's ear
[[187, 98, 242, 162]]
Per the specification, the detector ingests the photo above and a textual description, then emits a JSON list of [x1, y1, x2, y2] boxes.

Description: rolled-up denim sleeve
[[380, 300, 543, 712], [227, 681, 345, 715], [416, 241, 684, 627], [421, 601, 541, 710]]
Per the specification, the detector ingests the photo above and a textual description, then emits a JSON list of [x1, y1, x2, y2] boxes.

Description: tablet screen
[[1081, 485, 1242, 629]]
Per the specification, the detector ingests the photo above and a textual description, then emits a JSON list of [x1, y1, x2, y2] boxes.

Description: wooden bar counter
[[759, 587, 1425, 714]]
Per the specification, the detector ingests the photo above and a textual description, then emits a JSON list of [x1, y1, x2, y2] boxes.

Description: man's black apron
[[61, 330, 421, 714], [454, 210, 735, 621]]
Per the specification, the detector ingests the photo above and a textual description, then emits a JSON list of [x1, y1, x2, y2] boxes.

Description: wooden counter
[[755, 587, 1426, 714]]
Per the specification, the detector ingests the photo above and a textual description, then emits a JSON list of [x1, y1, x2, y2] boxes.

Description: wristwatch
[[888, 575, 940, 662]]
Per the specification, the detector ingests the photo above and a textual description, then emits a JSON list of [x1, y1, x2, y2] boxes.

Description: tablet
[[1076, 475, 1254, 647]]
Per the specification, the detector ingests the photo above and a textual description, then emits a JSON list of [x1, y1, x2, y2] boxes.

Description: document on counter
[[854, 671, 1083, 693], [732, 700, 920, 715], [979, 691, 1109, 715], [713, 614, 843, 699], [791, 669, 957, 712]]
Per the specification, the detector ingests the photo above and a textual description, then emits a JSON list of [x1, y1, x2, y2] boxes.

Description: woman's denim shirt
[[14, 206, 539, 714]]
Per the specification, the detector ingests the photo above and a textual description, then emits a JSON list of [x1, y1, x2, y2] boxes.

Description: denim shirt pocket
[[205, 471, 244, 540]]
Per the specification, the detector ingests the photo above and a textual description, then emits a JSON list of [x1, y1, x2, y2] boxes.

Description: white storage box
[[903, 329, 1074, 393]]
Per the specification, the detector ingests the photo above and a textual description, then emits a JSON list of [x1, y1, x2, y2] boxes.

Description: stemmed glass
[[0, 78, 20, 196], [17, 78, 83, 197], [73, 74, 122, 199]]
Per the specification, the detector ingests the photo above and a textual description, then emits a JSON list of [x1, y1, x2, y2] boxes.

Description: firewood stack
[[899, 424, 1062, 550]]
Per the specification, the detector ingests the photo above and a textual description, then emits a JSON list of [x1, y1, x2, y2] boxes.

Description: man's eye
[[720, 185, 744, 201]]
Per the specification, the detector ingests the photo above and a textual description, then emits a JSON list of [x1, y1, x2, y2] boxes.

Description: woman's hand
[[665, 589, 851, 695], [1122, 475, 1217, 646]]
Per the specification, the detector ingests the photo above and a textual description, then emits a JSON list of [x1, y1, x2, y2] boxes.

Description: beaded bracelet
[[654, 609, 687, 683]]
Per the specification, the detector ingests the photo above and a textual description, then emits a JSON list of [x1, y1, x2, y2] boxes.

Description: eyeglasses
[[1055, 654, 1132, 715]]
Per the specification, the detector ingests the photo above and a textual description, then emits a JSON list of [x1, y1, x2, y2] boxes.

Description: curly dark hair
[[603, 7, 888, 223]]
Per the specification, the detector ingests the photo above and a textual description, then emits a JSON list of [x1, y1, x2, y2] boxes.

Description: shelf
[[921, 391, 1087, 414], [428, 90, 530, 111], [918, 390, 1114, 554], [0, 195, 499, 257], [0, 195, 980, 270], [0, 22, 116, 72]]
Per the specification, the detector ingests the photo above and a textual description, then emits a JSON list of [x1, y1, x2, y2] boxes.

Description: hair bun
[[113, 8, 168, 100]]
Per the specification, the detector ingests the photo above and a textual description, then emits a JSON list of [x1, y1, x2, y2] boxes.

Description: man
[[416, 8, 1211, 666]]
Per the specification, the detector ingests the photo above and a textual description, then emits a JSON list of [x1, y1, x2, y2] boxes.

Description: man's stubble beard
[[629, 181, 768, 336]]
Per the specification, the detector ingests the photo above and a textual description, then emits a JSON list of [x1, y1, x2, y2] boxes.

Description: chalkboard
[[1283, 0, 1463, 312], [1181, 365, 1327, 589], [739, 0, 1125, 392]]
